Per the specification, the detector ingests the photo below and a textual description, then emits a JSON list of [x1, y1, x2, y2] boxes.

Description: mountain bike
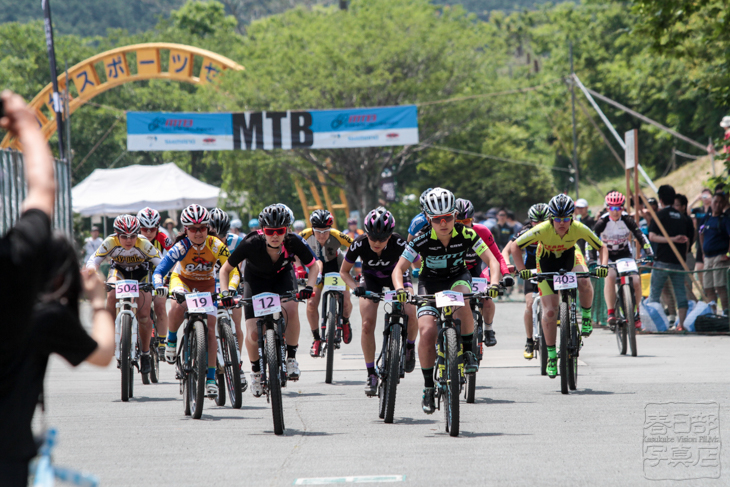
[[215, 300, 243, 409], [240, 290, 304, 435], [608, 258, 650, 357], [29, 429, 99, 487], [107, 280, 154, 402], [361, 291, 409, 424], [170, 289, 216, 419], [531, 287, 547, 376], [319, 272, 346, 384], [532, 270, 597, 395], [409, 290, 486, 437]]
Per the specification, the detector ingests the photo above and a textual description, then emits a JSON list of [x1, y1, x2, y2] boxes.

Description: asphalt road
[[41, 295, 730, 486]]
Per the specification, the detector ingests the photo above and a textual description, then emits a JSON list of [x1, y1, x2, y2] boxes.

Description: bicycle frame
[[215, 306, 241, 369], [377, 301, 409, 380], [320, 289, 345, 345], [255, 311, 288, 396]]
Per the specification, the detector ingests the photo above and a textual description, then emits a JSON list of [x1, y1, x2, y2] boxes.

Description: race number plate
[[185, 292, 216, 313], [253, 292, 282, 317], [471, 277, 489, 293], [322, 272, 346, 292], [383, 291, 397, 302], [553, 273, 578, 290], [616, 258, 638, 274], [435, 290, 465, 308], [115, 280, 139, 298]]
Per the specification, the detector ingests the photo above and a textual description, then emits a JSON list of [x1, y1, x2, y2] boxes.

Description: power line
[[417, 79, 562, 107], [427, 145, 571, 172]]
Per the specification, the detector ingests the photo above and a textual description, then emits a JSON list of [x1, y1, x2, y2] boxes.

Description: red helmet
[[605, 191, 626, 207], [180, 204, 210, 226], [113, 215, 140, 235]]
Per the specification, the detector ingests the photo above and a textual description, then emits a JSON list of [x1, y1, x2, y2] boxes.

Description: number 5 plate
[[471, 277, 489, 293], [185, 292, 216, 313], [435, 290, 465, 308], [553, 273, 577, 291], [616, 258, 638, 274], [253, 292, 282, 317], [322, 272, 346, 292], [115, 280, 139, 298]]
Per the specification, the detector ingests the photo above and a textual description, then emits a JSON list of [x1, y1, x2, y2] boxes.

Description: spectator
[[673, 194, 698, 302], [574, 198, 594, 254], [494, 208, 515, 251], [162, 217, 178, 238], [699, 192, 730, 313], [648, 185, 695, 328], [248, 218, 260, 232], [506, 210, 523, 234], [82, 225, 103, 263], [230, 218, 243, 236], [293, 220, 306, 233], [1, 234, 115, 485], [690, 189, 713, 271]]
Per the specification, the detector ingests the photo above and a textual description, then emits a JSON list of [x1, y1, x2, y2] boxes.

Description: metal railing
[[1, 148, 72, 235]]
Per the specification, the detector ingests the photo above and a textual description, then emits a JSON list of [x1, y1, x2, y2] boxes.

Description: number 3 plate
[[553, 273, 578, 290], [322, 272, 346, 292], [435, 290, 465, 308], [115, 280, 139, 298], [253, 292, 282, 317], [186, 292, 216, 313]]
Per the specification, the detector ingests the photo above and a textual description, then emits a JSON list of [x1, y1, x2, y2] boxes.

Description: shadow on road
[[383, 417, 438, 425], [472, 397, 525, 405], [113, 396, 177, 403], [284, 391, 339, 397], [570, 388, 635, 395]]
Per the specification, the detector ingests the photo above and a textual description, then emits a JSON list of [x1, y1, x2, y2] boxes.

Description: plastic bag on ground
[[643, 300, 669, 332], [639, 300, 658, 332], [684, 300, 714, 332]]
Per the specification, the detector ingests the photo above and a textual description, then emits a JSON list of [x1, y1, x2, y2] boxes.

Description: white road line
[[294, 475, 405, 485]]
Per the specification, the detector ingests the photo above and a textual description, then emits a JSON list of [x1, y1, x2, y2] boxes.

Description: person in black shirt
[[648, 185, 695, 328]]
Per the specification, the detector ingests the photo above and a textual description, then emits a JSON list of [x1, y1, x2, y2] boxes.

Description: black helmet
[[527, 203, 549, 223], [259, 204, 292, 228], [548, 194, 575, 219], [209, 208, 230, 235], [364, 207, 396, 241], [455, 198, 475, 220], [310, 209, 334, 228]]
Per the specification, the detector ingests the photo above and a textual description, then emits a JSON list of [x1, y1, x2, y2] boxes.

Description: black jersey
[[402, 224, 487, 280], [592, 212, 650, 260], [345, 232, 408, 280], [511, 225, 539, 269], [228, 232, 316, 278]]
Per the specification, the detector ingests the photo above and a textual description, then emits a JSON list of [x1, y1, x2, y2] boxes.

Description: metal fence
[[1, 148, 73, 235]]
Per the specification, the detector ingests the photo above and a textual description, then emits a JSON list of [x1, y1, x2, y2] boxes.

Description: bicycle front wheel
[[559, 302, 570, 395], [616, 289, 628, 355], [189, 321, 207, 420], [120, 314, 132, 402], [383, 323, 402, 423], [444, 328, 460, 437], [624, 284, 638, 357], [325, 295, 337, 384], [220, 319, 243, 409], [266, 328, 285, 435], [568, 318, 579, 391], [149, 335, 160, 384], [537, 303, 547, 376]]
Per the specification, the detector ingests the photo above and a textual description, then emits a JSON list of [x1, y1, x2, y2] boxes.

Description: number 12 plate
[[185, 292, 216, 313], [553, 273, 577, 290], [253, 292, 282, 317]]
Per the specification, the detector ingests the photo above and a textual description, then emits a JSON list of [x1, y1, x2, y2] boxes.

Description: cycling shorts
[[241, 270, 297, 320], [169, 273, 217, 314], [109, 266, 150, 284], [360, 272, 412, 294], [417, 269, 472, 318], [468, 262, 485, 279], [524, 280, 538, 295], [536, 246, 586, 296]]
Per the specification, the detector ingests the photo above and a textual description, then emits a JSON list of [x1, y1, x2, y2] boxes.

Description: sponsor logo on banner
[[203, 138, 216, 144], [348, 135, 379, 141], [386, 133, 399, 139]]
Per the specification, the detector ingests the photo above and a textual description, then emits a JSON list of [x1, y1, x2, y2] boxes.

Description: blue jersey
[[408, 213, 429, 237], [226, 232, 243, 253]]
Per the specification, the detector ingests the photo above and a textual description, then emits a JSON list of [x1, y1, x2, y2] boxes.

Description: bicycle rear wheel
[[220, 319, 243, 409], [443, 328, 460, 437], [616, 289, 628, 355], [121, 315, 132, 402], [188, 321, 207, 420], [624, 284, 638, 357], [559, 302, 569, 395], [383, 323, 401, 423], [266, 328, 285, 435], [325, 295, 337, 384]]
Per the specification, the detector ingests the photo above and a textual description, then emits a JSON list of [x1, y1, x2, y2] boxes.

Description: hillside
[[2, 0, 541, 37]]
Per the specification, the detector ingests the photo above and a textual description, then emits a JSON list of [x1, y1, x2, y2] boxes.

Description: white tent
[[72, 163, 221, 217]]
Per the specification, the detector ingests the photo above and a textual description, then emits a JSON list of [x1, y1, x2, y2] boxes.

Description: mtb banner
[[126, 106, 419, 151]]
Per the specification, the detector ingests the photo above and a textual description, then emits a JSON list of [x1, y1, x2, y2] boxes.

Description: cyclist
[[339, 208, 419, 396], [406, 188, 432, 243], [152, 205, 240, 398], [137, 207, 173, 357], [248, 218, 260, 232], [219, 204, 318, 396], [592, 191, 653, 329], [455, 198, 512, 347], [209, 207, 248, 387], [501, 203, 550, 359], [344, 217, 365, 276], [392, 188, 503, 414], [300, 210, 354, 357], [510, 194, 608, 379], [86, 214, 161, 375]]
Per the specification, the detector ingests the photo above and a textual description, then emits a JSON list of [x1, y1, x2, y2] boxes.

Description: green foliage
[[171, 0, 238, 37]]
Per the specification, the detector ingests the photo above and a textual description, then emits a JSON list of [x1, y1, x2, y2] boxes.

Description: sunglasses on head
[[609, 206, 623, 212], [552, 217, 572, 223], [187, 225, 208, 234], [263, 227, 287, 236], [430, 214, 455, 224]]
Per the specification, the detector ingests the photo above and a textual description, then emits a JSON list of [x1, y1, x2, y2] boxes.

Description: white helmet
[[136, 207, 161, 228], [422, 187, 456, 216], [180, 204, 210, 226]]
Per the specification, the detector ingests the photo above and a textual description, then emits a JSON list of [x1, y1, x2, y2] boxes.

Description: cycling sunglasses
[[552, 217, 572, 223], [313, 228, 331, 234], [430, 213, 455, 224], [187, 225, 208, 234], [119, 234, 137, 240], [608, 206, 623, 212], [263, 227, 287, 236], [457, 218, 473, 225]]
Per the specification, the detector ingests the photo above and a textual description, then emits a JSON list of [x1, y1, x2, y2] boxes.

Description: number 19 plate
[[253, 292, 282, 317], [185, 292, 216, 313], [553, 273, 577, 290]]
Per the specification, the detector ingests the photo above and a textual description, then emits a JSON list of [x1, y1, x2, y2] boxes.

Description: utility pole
[[339, 1, 347, 10], [42, 0, 65, 161], [570, 41, 579, 198]]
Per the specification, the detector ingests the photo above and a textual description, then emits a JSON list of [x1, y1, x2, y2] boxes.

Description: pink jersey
[[467, 223, 510, 276]]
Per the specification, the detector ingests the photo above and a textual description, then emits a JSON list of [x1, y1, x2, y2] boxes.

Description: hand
[[502, 275, 514, 287], [353, 286, 367, 297], [395, 288, 408, 304], [519, 269, 533, 280], [0, 90, 38, 137], [172, 290, 186, 304], [154, 286, 168, 298], [219, 290, 236, 308], [298, 286, 314, 300], [487, 285, 500, 299], [672, 235, 689, 244], [595, 265, 609, 278], [411, 268, 420, 279], [81, 268, 106, 307]]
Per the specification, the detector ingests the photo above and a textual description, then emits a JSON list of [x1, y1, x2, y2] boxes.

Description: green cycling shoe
[[547, 357, 557, 378]]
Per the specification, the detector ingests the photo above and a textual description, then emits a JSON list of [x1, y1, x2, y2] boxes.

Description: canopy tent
[[72, 163, 220, 217]]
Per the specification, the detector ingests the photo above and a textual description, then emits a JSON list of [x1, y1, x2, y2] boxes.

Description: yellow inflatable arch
[[1, 43, 243, 149]]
